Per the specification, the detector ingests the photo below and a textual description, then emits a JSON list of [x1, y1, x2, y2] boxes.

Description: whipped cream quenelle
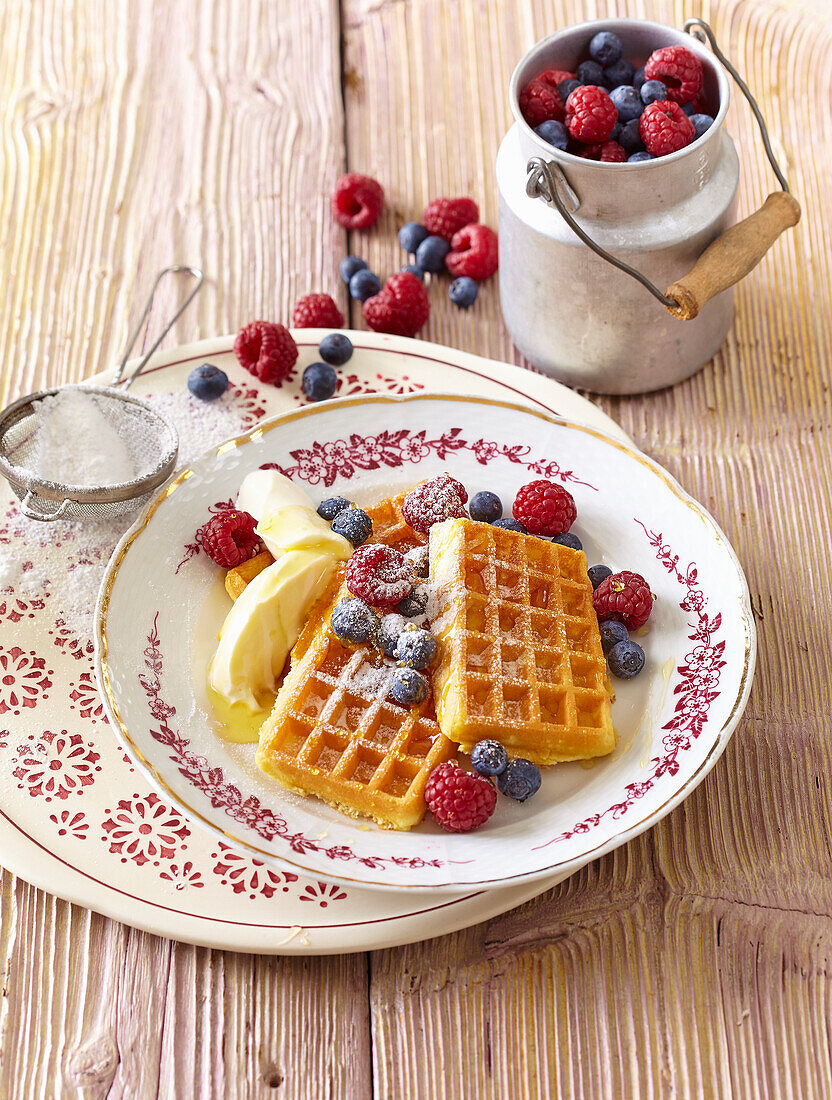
[[209, 471, 351, 713]]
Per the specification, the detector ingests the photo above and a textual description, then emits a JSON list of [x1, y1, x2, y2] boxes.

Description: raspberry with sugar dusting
[[234, 321, 298, 385], [512, 479, 576, 536], [201, 510, 261, 568], [345, 544, 415, 608], [592, 570, 654, 630], [402, 474, 468, 533], [425, 761, 497, 833]]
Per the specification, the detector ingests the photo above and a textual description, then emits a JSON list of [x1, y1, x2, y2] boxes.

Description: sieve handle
[[20, 491, 70, 521]]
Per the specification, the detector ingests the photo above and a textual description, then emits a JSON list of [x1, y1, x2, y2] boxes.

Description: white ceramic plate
[[96, 392, 755, 891]]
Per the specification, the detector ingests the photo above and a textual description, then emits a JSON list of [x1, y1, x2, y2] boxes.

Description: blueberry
[[394, 626, 437, 670], [589, 30, 623, 66], [690, 113, 715, 139], [401, 263, 425, 281], [449, 277, 478, 308], [534, 119, 568, 151], [469, 490, 502, 523], [302, 361, 337, 402], [349, 269, 381, 302], [497, 758, 542, 802], [331, 506, 373, 546], [641, 79, 668, 105], [404, 545, 429, 578], [415, 235, 450, 274], [318, 333, 353, 366], [599, 619, 629, 656], [331, 598, 379, 645], [397, 584, 429, 618], [558, 78, 581, 101], [187, 363, 229, 401], [398, 221, 430, 254], [376, 613, 408, 658], [390, 667, 429, 706], [493, 518, 527, 533], [470, 739, 508, 778], [681, 102, 695, 116], [551, 531, 583, 551], [588, 564, 613, 590], [610, 85, 643, 123], [608, 638, 646, 679], [633, 67, 646, 91], [317, 496, 352, 522], [619, 118, 644, 155], [628, 151, 654, 162], [610, 121, 623, 142], [576, 59, 605, 86], [340, 255, 367, 284], [603, 58, 635, 89]]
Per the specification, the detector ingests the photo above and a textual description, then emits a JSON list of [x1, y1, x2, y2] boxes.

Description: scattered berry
[[497, 758, 542, 802], [628, 151, 654, 162], [340, 255, 367, 284], [234, 321, 298, 384], [331, 172, 384, 229], [493, 518, 527, 533], [404, 545, 429, 578], [346, 543, 414, 607], [640, 79, 668, 105], [363, 272, 430, 338], [589, 30, 623, 66], [376, 613, 408, 658], [394, 625, 437, 669], [449, 276, 479, 308], [619, 118, 644, 154], [425, 762, 496, 832], [603, 59, 636, 89], [318, 332, 353, 366], [599, 140, 627, 162], [423, 197, 480, 242], [187, 363, 229, 401], [599, 618, 629, 656], [519, 78, 564, 127], [349, 269, 382, 302], [445, 224, 499, 281], [402, 473, 468, 533], [317, 496, 352, 522], [390, 666, 430, 706], [551, 531, 583, 551], [415, 234, 451, 273], [302, 362, 337, 401], [639, 100, 695, 156], [331, 506, 373, 546], [470, 740, 508, 778], [398, 221, 430, 253], [576, 59, 605, 85], [469, 490, 502, 524], [565, 85, 617, 143], [535, 119, 568, 149], [690, 113, 715, 139], [610, 85, 643, 122], [292, 293, 344, 329], [400, 264, 425, 281], [331, 598, 379, 645], [608, 638, 646, 679], [513, 479, 576, 537], [644, 45, 703, 105], [588, 564, 613, 590], [593, 570, 654, 630], [558, 78, 581, 101], [397, 584, 429, 618], [201, 510, 260, 568]]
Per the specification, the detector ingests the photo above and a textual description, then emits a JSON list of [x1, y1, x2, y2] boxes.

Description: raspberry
[[592, 570, 654, 631], [331, 172, 384, 230], [600, 140, 627, 162], [576, 142, 602, 160], [512, 479, 576, 536], [201, 510, 261, 568], [363, 272, 430, 338], [423, 197, 480, 242], [644, 46, 703, 105], [445, 224, 498, 281], [519, 78, 564, 127], [425, 762, 497, 833], [564, 85, 617, 143], [402, 474, 468, 533], [291, 293, 344, 329], [639, 100, 694, 156], [345, 544, 415, 607], [538, 68, 575, 88], [233, 321, 298, 384]]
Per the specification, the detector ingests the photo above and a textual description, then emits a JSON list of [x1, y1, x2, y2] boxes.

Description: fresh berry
[[599, 618, 629, 656], [633, 67, 646, 91], [603, 59, 636, 89], [187, 363, 229, 401], [564, 85, 617, 143], [588, 564, 613, 590], [390, 667, 429, 706], [234, 321, 298, 384], [404, 545, 429, 578], [425, 762, 496, 832], [318, 333, 353, 366], [628, 151, 654, 162], [519, 79, 564, 127], [292, 293, 344, 329], [331, 506, 373, 546], [397, 584, 429, 618], [589, 30, 623, 66], [469, 490, 502, 523], [201, 510, 260, 568], [302, 362, 337, 401], [593, 570, 654, 630], [394, 625, 437, 669], [611, 121, 623, 141], [619, 118, 644, 154], [349, 269, 382, 302], [535, 119, 568, 149], [363, 272, 430, 338], [639, 100, 695, 156], [340, 255, 367, 284], [346, 544, 414, 607], [576, 142, 603, 160], [640, 79, 668, 105], [497, 758, 542, 802], [470, 739, 508, 778], [493, 518, 527, 533], [331, 172, 384, 229], [558, 78, 581, 101], [551, 531, 583, 551], [423, 197, 480, 242], [331, 598, 379, 645], [599, 141, 627, 162], [682, 102, 695, 116], [644, 45, 703, 105], [399, 221, 430, 253], [513, 480, 576, 537], [449, 277, 478, 309], [402, 474, 468, 533], [376, 613, 409, 658], [610, 85, 643, 122], [690, 113, 714, 139], [445, 224, 499, 281], [416, 235, 451, 273], [608, 639, 646, 679], [317, 496, 352, 521], [400, 264, 425, 281], [538, 68, 576, 89], [576, 59, 604, 85]]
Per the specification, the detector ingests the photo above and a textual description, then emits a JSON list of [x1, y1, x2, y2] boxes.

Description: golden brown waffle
[[429, 518, 614, 765]]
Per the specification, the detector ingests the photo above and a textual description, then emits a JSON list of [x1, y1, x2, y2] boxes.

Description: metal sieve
[[0, 265, 203, 522]]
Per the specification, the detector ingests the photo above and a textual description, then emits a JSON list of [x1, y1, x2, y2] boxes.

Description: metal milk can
[[497, 18, 800, 394]]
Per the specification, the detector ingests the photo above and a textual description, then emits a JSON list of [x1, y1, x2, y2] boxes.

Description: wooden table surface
[[1, 0, 830, 1095]]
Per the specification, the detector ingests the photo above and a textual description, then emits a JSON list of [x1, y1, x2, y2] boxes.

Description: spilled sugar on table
[[1, 0, 831, 1096]]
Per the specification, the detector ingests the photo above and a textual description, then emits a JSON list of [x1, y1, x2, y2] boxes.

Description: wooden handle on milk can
[[664, 191, 801, 320]]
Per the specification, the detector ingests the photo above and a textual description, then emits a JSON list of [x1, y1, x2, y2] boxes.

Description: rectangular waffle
[[429, 518, 614, 765]]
